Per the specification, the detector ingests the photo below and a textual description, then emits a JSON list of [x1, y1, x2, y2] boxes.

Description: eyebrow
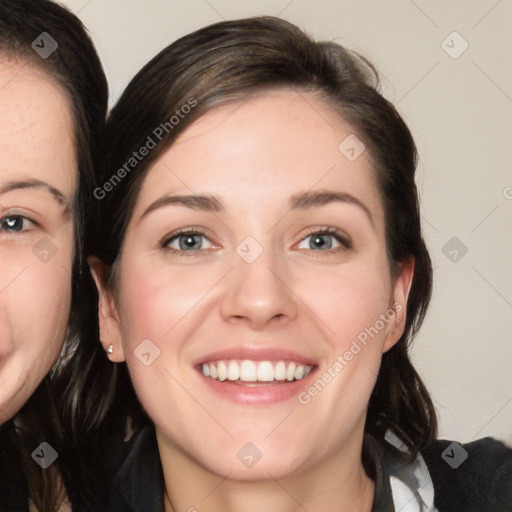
[[0, 180, 71, 215], [140, 189, 374, 228], [289, 190, 374, 227]]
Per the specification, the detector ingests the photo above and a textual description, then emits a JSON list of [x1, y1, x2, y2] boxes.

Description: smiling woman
[[0, 0, 108, 510], [88, 16, 512, 512]]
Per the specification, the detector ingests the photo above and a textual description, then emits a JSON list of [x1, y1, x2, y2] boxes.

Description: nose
[[219, 242, 298, 330]]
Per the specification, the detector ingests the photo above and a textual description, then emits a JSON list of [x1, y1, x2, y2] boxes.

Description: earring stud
[[106, 344, 114, 354]]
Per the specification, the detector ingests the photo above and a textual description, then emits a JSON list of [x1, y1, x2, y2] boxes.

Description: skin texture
[[92, 89, 414, 512], [0, 60, 76, 424]]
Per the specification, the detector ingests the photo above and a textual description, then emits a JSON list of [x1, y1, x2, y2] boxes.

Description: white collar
[[384, 430, 439, 512]]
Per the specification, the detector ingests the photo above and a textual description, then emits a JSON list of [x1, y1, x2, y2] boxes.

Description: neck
[[158, 431, 375, 512]]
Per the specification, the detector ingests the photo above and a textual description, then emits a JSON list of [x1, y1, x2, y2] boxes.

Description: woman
[[89, 16, 512, 511], [0, 0, 111, 510]]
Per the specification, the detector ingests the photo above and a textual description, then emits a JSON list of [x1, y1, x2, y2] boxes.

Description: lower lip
[[197, 368, 316, 405]]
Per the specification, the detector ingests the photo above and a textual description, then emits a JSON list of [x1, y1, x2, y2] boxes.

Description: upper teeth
[[201, 360, 313, 382]]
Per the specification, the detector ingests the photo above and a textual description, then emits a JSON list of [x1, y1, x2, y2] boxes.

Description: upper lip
[[193, 346, 317, 367]]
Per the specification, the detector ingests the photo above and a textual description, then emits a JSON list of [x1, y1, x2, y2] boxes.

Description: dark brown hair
[[92, 14, 437, 486], [0, 0, 108, 510]]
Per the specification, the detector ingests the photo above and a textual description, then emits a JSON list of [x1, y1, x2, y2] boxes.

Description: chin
[[204, 455, 305, 482], [191, 436, 310, 481]]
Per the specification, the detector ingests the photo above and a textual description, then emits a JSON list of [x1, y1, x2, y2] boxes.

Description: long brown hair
[[91, 14, 437, 484], [0, 0, 108, 510]]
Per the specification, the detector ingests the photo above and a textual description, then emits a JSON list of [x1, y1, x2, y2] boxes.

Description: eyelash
[[160, 226, 352, 257]]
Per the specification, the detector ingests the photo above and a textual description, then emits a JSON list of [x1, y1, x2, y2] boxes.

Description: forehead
[[137, 89, 383, 225], [0, 60, 76, 196]]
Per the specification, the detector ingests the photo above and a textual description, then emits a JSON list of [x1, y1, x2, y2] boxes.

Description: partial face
[[94, 89, 412, 479], [0, 60, 76, 423]]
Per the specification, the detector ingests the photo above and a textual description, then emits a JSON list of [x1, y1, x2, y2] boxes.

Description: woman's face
[[0, 61, 76, 423], [94, 89, 413, 479]]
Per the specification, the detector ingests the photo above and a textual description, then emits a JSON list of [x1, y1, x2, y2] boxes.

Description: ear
[[88, 256, 126, 363], [383, 256, 415, 353]]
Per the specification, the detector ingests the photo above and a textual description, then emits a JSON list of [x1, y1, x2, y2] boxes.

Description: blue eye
[[162, 230, 214, 253], [297, 228, 352, 252], [0, 215, 33, 233]]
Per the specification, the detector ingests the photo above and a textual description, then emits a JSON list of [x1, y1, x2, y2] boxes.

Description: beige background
[[60, 0, 512, 444]]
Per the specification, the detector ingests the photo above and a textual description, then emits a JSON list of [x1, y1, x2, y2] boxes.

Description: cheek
[[0, 241, 72, 346], [0, 254, 72, 421], [294, 259, 395, 417], [14, 267, 71, 355], [118, 256, 224, 349], [117, 257, 235, 421], [296, 258, 393, 348], [292, 258, 394, 414]]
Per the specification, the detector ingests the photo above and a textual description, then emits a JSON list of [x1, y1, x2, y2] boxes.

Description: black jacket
[[421, 437, 512, 511]]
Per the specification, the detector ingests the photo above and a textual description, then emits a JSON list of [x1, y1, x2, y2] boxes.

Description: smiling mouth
[[198, 359, 315, 384]]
